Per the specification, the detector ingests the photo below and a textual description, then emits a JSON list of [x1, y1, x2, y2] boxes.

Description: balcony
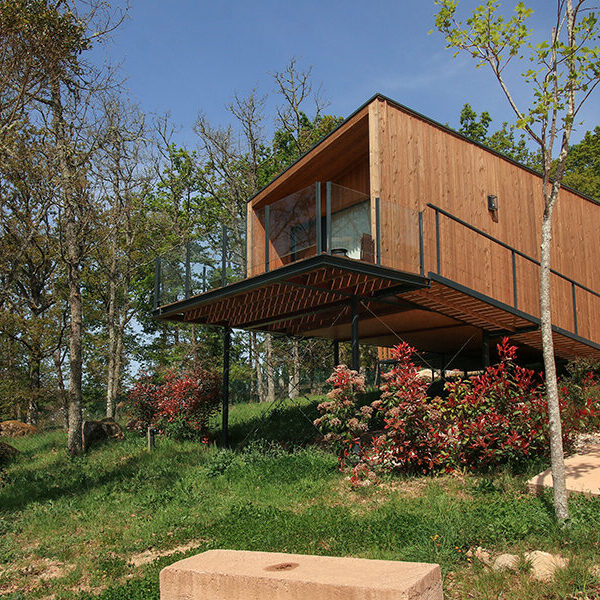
[[249, 182, 422, 277]]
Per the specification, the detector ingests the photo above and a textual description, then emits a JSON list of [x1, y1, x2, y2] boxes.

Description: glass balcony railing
[[154, 181, 425, 309]]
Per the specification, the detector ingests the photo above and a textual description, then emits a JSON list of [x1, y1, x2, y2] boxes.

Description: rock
[[0, 441, 19, 465], [0, 420, 38, 437], [82, 418, 125, 451], [492, 553, 520, 571], [525, 550, 568, 582], [474, 546, 493, 566]]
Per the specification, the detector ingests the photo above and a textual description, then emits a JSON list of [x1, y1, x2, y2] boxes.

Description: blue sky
[[96, 0, 600, 149]]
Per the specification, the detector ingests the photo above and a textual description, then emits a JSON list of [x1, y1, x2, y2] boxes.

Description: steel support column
[[351, 296, 360, 371], [482, 330, 490, 369], [221, 327, 231, 447], [333, 339, 340, 367]]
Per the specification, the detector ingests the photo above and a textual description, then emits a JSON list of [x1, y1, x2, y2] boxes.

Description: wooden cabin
[[155, 94, 600, 370]]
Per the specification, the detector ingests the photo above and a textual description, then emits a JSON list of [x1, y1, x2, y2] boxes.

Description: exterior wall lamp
[[487, 194, 498, 213]]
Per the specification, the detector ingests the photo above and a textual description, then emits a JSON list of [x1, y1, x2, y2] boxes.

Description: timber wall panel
[[373, 97, 600, 345]]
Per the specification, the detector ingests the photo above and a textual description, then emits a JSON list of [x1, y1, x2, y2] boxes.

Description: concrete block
[[160, 549, 443, 600]]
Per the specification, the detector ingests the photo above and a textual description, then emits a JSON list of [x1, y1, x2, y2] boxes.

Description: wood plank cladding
[[370, 96, 600, 348]]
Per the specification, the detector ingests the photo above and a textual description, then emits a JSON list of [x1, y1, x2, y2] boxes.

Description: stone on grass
[[525, 551, 568, 582], [0, 420, 38, 437], [471, 547, 492, 566], [82, 418, 124, 451], [160, 549, 443, 600], [0, 441, 19, 465], [492, 553, 519, 571]]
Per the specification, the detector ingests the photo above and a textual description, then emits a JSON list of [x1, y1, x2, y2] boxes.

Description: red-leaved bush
[[127, 368, 221, 440], [345, 338, 600, 483], [313, 365, 370, 456]]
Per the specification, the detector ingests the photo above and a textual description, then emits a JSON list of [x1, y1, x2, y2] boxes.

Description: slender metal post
[[511, 250, 518, 309], [418, 211, 424, 276], [435, 208, 441, 275], [185, 242, 191, 299], [264, 205, 270, 272], [316, 182, 322, 255], [154, 257, 161, 310], [221, 327, 231, 447], [333, 339, 340, 367], [221, 225, 228, 288], [351, 296, 360, 371], [326, 182, 332, 254], [147, 427, 156, 452], [572, 282, 578, 335], [482, 330, 490, 369], [375, 197, 381, 266], [202, 265, 207, 292]]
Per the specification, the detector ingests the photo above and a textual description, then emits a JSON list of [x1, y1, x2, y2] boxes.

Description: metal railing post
[[264, 205, 270, 273], [375, 197, 381, 266], [572, 282, 578, 335], [326, 182, 332, 254], [154, 257, 161, 310], [185, 242, 191, 299], [435, 208, 441, 275], [221, 225, 228, 288], [418, 211, 424, 276], [316, 182, 322, 255], [512, 250, 518, 309]]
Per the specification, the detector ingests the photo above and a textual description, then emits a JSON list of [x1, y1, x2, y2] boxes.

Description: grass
[[1, 399, 599, 599]]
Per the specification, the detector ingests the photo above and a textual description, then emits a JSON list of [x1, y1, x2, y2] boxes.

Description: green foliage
[[457, 103, 541, 168], [562, 126, 600, 200], [435, 1, 600, 149]]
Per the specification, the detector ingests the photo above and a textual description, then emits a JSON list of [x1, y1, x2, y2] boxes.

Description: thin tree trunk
[[51, 79, 83, 454], [105, 269, 117, 418], [254, 334, 264, 402], [266, 333, 275, 403], [288, 339, 299, 399], [53, 349, 68, 430], [540, 195, 569, 523], [26, 356, 41, 425]]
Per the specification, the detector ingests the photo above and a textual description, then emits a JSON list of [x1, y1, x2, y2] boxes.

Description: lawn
[[1, 398, 599, 599]]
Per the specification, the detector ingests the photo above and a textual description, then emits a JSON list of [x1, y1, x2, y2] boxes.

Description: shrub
[[127, 368, 221, 440], [560, 360, 600, 431], [349, 338, 600, 481], [313, 365, 370, 456]]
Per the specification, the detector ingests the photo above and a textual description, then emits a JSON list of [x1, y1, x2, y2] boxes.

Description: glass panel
[[269, 183, 318, 270], [157, 235, 247, 307], [328, 183, 373, 263]]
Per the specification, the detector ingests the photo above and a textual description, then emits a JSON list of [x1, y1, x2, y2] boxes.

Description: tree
[[458, 102, 541, 167], [435, 0, 600, 522], [562, 126, 600, 199]]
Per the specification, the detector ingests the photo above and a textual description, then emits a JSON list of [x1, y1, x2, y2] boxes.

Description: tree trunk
[[540, 196, 569, 523], [254, 333, 264, 402], [288, 339, 300, 399], [26, 355, 41, 425], [51, 78, 83, 455], [53, 349, 69, 430], [266, 333, 275, 403], [105, 268, 117, 418]]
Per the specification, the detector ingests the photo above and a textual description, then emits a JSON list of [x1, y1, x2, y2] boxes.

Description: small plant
[[313, 364, 370, 456], [127, 368, 221, 440]]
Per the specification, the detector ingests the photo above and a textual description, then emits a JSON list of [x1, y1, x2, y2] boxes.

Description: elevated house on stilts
[[154, 94, 600, 392]]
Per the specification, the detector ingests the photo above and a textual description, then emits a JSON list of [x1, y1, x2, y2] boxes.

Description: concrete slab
[[527, 443, 600, 497], [160, 549, 443, 600]]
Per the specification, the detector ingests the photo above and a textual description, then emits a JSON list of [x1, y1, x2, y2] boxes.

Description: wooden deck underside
[[155, 258, 600, 364]]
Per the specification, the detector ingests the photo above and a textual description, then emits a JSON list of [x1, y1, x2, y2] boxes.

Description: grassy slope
[[1, 398, 599, 599]]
